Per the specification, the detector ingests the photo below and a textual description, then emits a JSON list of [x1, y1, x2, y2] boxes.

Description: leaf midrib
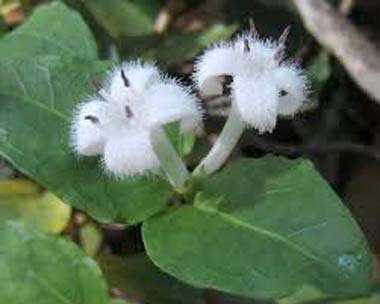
[[195, 204, 335, 271], [0, 90, 69, 122]]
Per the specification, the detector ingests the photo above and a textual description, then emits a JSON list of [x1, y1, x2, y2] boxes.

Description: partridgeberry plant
[[0, 3, 374, 304]]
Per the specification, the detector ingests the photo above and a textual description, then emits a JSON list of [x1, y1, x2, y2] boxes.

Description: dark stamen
[[125, 106, 133, 118], [243, 39, 250, 53], [84, 115, 99, 123], [218, 75, 234, 96], [274, 25, 291, 63], [120, 69, 130, 87], [278, 25, 291, 46]]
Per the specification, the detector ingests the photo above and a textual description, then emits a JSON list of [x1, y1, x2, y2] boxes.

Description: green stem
[[150, 126, 190, 191], [195, 106, 245, 175]]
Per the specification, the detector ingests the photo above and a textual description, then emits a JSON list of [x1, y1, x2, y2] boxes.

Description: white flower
[[194, 26, 309, 133], [70, 61, 201, 178]]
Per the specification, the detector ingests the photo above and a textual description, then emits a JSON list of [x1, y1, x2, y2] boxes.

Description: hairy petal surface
[[144, 80, 202, 129], [103, 129, 160, 177], [70, 100, 109, 156]]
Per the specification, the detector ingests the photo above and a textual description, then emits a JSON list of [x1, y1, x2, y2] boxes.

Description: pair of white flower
[[71, 25, 308, 182]]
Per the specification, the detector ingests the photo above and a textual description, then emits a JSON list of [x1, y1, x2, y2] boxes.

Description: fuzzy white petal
[[233, 76, 279, 133], [103, 130, 160, 177], [275, 65, 308, 116], [107, 61, 161, 106], [70, 100, 108, 156], [143, 80, 202, 129], [194, 44, 237, 97]]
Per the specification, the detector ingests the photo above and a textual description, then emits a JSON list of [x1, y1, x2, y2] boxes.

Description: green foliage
[[99, 254, 206, 304], [81, 0, 159, 38], [0, 2, 173, 224], [143, 157, 372, 299], [0, 221, 109, 303], [0, 1, 375, 303], [0, 2, 97, 60]]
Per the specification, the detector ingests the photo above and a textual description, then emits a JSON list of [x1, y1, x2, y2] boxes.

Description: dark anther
[[218, 74, 233, 96], [125, 106, 133, 118], [274, 25, 291, 63], [280, 89, 288, 97], [120, 69, 130, 87], [243, 38, 250, 53], [278, 25, 291, 46], [84, 115, 99, 123]]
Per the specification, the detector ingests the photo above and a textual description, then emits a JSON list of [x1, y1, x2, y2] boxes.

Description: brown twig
[[247, 137, 380, 162], [292, 0, 380, 105]]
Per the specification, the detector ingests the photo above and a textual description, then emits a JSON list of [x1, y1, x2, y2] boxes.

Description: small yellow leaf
[[0, 178, 41, 196], [0, 179, 71, 233]]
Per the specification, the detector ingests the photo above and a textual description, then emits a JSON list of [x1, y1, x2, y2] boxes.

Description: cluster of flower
[[71, 25, 309, 183]]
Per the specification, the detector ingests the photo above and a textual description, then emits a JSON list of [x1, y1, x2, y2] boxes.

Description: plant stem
[[195, 105, 245, 175], [150, 126, 190, 191]]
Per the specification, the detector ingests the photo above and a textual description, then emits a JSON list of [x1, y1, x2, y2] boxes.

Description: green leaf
[[0, 221, 109, 303], [0, 1, 97, 59], [0, 56, 172, 224], [0, 179, 71, 233], [143, 157, 372, 299], [98, 254, 206, 304], [81, 0, 159, 38]]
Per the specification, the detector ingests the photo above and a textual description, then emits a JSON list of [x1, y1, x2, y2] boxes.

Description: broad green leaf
[[81, 0, 159, 38], [0, 56, 172, 224], [0, 221, 108, 303], [143, 157, 372, 299], [98, 254, 206, 304], [0, 179, 71, 233], [0, 1, 97, 59]]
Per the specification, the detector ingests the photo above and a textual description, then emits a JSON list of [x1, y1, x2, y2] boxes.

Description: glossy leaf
[[0, 179, 71, 233], [143, 157, 372, 299], [0, 56, 172, 224], [0, 1, 97, 60], [0, 221, 109, 303], [99, 254, 206, 304]]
